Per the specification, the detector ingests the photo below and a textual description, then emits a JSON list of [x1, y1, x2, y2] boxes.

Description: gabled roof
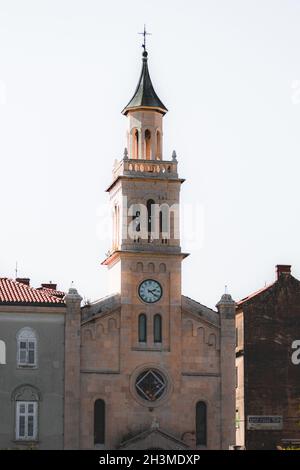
[[37, 286, 65, 299], [81, 293, 121, 324], [181, 295, 220, 328], [237, 266, 300, 308], [122, 50, 168, 115], [0, 278, 65, 306], [119, 426, 189, 450], [237, 282, 275, 307]]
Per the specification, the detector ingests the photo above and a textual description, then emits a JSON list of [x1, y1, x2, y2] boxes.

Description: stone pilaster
[[64, 287, 82, 449], [216, 293, 236, 449]]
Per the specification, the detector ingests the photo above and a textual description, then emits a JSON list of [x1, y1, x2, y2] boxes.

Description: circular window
[[135, 369, 166, 402]]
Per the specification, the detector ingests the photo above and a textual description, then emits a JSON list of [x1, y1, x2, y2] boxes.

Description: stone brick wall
[[240, 274, 300, 450]]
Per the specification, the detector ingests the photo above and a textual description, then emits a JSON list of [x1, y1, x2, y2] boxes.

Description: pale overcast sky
[[0, 0, 300, 308]]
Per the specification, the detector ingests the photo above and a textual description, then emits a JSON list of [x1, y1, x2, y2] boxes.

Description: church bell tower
[[102, 41, 188, 354]]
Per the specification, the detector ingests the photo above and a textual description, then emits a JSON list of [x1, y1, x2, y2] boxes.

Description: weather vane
[[139, 24, 151, 51]]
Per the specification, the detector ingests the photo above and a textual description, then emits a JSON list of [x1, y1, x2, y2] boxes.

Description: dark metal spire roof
[[122, 50, 168, 115]]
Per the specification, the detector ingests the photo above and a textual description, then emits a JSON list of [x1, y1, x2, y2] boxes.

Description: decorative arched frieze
[[197, 327, 205, 342], [159, 263, 166, 273], [96, 323, 105, 337], [207, 333, 217, 348], [83, 328, 95, 342], [183, 320, 193, 336], [108, 317, 118, 331], [148, 262, 155, 273], [11, 384, 41, 402], [136, 262, 144, 273]]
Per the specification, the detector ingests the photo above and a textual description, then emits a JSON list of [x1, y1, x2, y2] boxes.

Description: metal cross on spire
[[139, 24, 152, 51]]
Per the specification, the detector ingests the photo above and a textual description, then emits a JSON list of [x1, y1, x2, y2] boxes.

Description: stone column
[[151, 128, 156, 160], [64, 287, 82, 449], [216, 292, 236, 449], [138, 128, 143, 159]]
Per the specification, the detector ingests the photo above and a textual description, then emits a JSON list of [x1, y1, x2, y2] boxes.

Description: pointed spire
[[122, 49, 168, 116]]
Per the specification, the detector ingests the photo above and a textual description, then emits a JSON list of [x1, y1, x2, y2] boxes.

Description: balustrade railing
[[113, 158, 178, 180]]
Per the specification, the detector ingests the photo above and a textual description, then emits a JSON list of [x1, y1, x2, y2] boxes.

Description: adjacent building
[[236, 265, 300, 450], [0, 278, 65, 449]]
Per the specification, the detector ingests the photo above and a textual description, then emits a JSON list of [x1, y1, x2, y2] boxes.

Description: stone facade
[[0, 303, 65, 449], [63, 48, 236, 450], [235, 265, 300, 450], [67, 289, 236, 450]]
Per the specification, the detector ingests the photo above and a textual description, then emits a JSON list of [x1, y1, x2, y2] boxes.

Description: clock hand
[[148, 289, 157, 294]]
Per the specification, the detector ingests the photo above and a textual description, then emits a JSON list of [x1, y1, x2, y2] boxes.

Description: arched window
[[0, 340, 6, 364], [159, 210, 163, 234], [159, 203, 170, 241], [153, 314, 162, 343], [94, 399, 105, 445], [12, 385, 40, 441], [196, 401, 207, 446], [170, 211, 174, 239], [147, 199, 155, 236], [156, 130, 161, 159], [145, 129, 151, 159], [138, 314, 147, 343], [17, 328, 37, 367], [133, 209, 141, 232], [132, 128, 139, 158]]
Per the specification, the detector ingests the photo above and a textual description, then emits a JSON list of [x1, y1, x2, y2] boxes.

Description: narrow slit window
[[153, 314, 162, 343], [196, 401, 207, 446], [138, 314, 147, 343], [94, 399, 105, 445]]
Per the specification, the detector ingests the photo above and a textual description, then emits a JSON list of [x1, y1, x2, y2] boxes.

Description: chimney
[[276, 265, 291, 280], [41, 282, 57, 291], [16, 277, 30, 286]]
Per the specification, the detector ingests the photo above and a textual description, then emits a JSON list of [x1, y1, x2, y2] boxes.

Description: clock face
[[138, 279, 162, 303]]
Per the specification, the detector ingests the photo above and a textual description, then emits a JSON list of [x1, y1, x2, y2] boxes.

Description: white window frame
[[0, 339, 6, 364], [17, 328, 37, 367], [16, 401, 38, 441]]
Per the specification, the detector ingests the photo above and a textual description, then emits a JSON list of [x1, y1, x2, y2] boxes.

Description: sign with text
[[247, 415, 283, 430]]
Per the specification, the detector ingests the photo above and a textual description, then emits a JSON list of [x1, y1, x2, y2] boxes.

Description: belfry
[[63, 39, 236, 450]]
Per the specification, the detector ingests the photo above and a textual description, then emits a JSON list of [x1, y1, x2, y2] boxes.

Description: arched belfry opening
[[132, 128, 139, 159], [147, 199, 155, 238], [145, 129, 151, 159]]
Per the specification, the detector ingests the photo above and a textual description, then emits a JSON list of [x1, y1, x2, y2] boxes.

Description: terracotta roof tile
[[0, 278, 65, 306], [36, 287, 65, 299]]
